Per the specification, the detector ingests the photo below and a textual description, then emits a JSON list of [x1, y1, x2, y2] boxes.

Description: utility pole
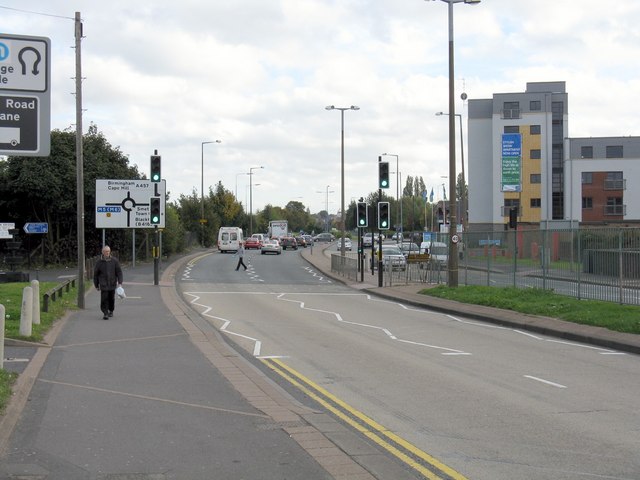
[[75, 12, 85, 308]]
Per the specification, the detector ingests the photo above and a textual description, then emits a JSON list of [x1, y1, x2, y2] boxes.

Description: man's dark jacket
[[93, 256, 123, 291]]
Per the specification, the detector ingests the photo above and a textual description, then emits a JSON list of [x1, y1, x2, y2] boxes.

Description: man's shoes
[[108, 311, 113, 317], [103, 314, 109, 320]]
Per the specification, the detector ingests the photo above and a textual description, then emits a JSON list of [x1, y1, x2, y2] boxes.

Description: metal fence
[[330, 227, 640, 305]]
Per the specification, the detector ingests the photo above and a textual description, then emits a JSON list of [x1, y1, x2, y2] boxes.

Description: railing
[[501, 109, 521, 119], [603, 179, 625, 190], [42, 277, 77, 312], [603, 205, 625, 216], [330, 227, 640, 305]]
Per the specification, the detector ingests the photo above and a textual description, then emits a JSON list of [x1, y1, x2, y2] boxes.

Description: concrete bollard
[[0, 303, 4, 370], [31, 279, 41, 325], [20, 286, 33, 337]]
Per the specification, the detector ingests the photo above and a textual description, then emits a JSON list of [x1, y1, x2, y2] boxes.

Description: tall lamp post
[[435, 0, 480, 287], [325, 105, 359, 256], [316, 185, 334, 232], [249, 166, 264, 236], [436, 111, 466, 234], [201, 139, 221, 246], [382, 153, 400, 241]]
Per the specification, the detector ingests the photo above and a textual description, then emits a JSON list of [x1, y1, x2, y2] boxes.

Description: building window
[[502, 101, 520, 119], [502, 198, 520, 216], [504, 125, 519, 134], [581, 146, 593, 158], [530, 149, 541, 159], [582, 172, 593, 184], [582, 197, 593, 209], [606, 145, 623, 158], [605, 197, 624, 215], [530, 198, 541, 208], [530, 125, 541, 135], [604, 171, 624, 190], [530, 173, 541, 184], [530, 100, 541, 111]]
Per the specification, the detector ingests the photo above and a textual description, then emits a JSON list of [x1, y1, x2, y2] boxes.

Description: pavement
[[0, 244, 638, 480]]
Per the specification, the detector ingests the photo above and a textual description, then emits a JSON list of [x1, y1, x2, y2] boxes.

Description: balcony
[[501, 109, 521, 119], [603, 179, 626, 190], [603, 204, 626, 216], [501, 206, 521, 217]]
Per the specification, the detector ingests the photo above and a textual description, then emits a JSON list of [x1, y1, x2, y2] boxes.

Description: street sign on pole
[[0, 33, 51, 156], [23, 222, 48, 234], [95, 179, 166, 228], [0, 222, 15, 239]]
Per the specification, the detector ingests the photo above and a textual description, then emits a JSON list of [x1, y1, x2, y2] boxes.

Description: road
[[180, 247, 640, 480]]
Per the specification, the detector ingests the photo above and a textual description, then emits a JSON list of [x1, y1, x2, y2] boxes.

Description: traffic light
[[357, 202, 368, 228], [509, 206, 518, 229], [378, 161, 389, 189], [150, 155, 161, 182], [378, 202, 390, 229], [150, 197, 161, 225]]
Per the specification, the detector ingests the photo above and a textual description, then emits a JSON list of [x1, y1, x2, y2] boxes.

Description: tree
[[0, 128, 141, 264]]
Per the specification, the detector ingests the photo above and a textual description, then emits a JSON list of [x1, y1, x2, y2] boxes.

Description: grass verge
[[1, 281, 78, 414], [420, 285, 640, 335]]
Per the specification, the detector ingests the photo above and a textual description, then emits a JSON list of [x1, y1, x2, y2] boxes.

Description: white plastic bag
[[116, 285, 126, 299]]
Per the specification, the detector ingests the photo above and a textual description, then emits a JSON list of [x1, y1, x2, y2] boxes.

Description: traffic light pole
[[378, 187, 383, 287], [153, 226, 159, 286]]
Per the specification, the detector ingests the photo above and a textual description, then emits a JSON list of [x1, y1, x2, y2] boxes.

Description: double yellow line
[[262, 358, 468, 480]]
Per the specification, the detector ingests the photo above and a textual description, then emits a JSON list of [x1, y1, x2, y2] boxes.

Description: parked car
[[335, 238, 352, 251], [399, 242, 420, 256], [362, 233, 374, 247], [314, 233, 334, 242], [244, 237, 262, 249], [261, 239, 282, 255], [371, 244, 407, 271], [280, 236, 298, 250], [420, 241, 448, 265]]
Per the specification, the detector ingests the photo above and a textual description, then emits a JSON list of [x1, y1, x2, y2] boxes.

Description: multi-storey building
[[467, 81, 569, 231], [467, 81, 640, 231]]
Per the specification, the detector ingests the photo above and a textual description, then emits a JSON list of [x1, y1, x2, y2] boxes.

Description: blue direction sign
[[23, 222, 48, 234]]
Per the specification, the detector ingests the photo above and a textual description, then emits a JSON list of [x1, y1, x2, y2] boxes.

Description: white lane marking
[[185, 292, 263, 357], [276, 293, 469, 355], [302, 266, 332, 283], [445, 314, 624, 355], [524, 375, 567, 389]]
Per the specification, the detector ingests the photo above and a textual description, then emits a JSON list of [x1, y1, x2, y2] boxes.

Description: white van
[[420, 241, 448, 266], [218, 227, 243, 253]]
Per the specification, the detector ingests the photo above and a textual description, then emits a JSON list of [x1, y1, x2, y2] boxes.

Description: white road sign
[[0, 222, 15, 239], [95, 179, 166, 229], [0, 33, 51, 156]]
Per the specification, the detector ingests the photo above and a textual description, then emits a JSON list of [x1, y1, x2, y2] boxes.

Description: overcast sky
[[2, 1, 640, 213]]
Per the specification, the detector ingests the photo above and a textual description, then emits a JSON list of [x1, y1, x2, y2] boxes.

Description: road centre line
[[263, 358, 469, 480], [276, 293, 469, 355]]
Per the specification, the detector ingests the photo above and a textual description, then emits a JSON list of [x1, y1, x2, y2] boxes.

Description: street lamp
[[434, 0, 480, 287], [201, 139, 222, 246], [382, 153, 400, 242], [325, 105, 360, 256], [235, 172, 248, 200], [249, 166, 264, 236], [316, 185, 334, 232], [436, 111, 466, 234]]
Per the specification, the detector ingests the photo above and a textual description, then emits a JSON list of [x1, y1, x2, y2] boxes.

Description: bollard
[[0, 304, 4, 370], [31, 279, 41, 325], [20, 286, 33, 337]]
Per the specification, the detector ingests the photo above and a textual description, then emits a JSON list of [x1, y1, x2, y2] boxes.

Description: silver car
[[371, 245, 407, 271]]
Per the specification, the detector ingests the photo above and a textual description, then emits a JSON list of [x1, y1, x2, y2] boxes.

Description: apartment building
[[467, 81, 568, 231]]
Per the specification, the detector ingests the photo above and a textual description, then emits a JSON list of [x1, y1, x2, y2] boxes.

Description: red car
[[244, 237, 261, 249]]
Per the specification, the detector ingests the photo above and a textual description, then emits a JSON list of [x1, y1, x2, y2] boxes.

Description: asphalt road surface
[[179, 248, 640, 480]]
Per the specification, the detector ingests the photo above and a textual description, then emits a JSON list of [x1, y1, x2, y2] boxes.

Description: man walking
[[235, 241, 247, 271], [93, 245, 123, 320]]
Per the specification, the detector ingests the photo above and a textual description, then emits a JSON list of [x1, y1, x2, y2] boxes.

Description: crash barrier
[[42, 277, 76, 313]]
